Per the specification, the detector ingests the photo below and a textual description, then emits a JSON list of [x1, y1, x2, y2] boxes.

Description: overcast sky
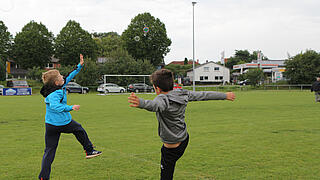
[[1, 0, 320, 64]]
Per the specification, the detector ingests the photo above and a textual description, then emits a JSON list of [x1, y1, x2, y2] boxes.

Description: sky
[[1, 0, 320, 64]]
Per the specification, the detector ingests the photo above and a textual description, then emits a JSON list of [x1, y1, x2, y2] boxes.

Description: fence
[[183, 84, 312, 91], [263, 84, 311, 90]]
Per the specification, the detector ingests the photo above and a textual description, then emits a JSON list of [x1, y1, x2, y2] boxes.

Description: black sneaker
[[86, 149, 102, 159]]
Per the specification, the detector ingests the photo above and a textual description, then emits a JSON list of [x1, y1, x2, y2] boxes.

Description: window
[[219, 76, 223, 80], [214, 67, 219, 71], [204, 76, 208, 80], [200, 76, 204, 80], [215, 76, 219, 80], [204, 67, 209, 72], [46, 63, 54, 68]]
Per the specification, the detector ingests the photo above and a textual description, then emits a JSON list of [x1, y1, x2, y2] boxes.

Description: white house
[[186, 61, 230, 83]]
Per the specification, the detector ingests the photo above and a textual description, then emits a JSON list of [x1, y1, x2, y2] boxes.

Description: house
[[6, 59, 28, 79], [7, 56, 62, 79], [232, 59, 286, 82], [186, 61, 230, 84], [44, 56, 61, 70]]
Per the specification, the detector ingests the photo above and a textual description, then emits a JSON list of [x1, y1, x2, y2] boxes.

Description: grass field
[[1, 91, 320, 179]]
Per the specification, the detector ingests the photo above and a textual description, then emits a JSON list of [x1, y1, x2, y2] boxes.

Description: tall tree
[[94, 33, 124, 57], [92, 32, 119, 39], [75, 58, 100, 86], [284, 50, 320, 84], [0, 20, 12, 61], [98, 47, 155, 85], [55, 20, 97, 66], [11, 21, 54, 69], [121, 12, 171, 67], [245, 68, 265, 86]]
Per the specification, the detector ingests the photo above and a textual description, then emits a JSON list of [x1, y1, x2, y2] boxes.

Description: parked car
[[65, 82, 89, 94], [127, 83, 154, 93], [238, 79, 250, 86], [97, 83, 126, 93], [7, 80, 29, 88], [0, 85, 4, 95]]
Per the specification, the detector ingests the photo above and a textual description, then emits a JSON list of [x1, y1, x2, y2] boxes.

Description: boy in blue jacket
[[39, 54, 101, 180]]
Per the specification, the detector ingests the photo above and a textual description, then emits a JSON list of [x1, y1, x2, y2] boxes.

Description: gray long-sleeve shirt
[[138, 89, 227, 144]]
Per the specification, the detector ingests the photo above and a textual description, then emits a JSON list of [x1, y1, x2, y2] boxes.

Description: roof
[[51, 56, 60, 63], [186, 61, 229, 72], [167, 60, 199, 66]]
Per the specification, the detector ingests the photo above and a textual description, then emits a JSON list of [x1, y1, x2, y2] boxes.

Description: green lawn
[[0, 91, 319, 179]]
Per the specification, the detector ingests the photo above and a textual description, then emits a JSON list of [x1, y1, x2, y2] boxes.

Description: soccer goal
[[100, 74, 152, 94]]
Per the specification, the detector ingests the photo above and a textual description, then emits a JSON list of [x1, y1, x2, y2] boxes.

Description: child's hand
[[128, 92, 140, 107], [226, 92, 235, 101], [72, 105, 81, 111], [80, 54, 84, 66]]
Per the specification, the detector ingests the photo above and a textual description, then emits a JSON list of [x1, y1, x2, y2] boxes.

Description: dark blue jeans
[[160, 135, 189, 180], [39, 120, 93, 180]]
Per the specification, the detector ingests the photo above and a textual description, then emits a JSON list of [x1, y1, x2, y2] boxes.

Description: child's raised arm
[[63, 54, 84, 86], [80, 54, 84, 66]]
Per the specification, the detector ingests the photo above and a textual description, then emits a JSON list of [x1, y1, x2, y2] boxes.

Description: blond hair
[[42, 69, 60, 85]]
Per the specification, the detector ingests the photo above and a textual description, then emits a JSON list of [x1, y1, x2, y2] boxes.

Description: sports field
[[1, 90, 319, 179]]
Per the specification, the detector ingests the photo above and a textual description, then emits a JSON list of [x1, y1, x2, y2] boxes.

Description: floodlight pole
[[192, 1, 197, 91]]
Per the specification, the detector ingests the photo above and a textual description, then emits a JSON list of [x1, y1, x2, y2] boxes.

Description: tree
[[0, 20, 12, 61], [94, 33, 124, 57], [98, 48, 155, 86], [0, 58, 6, 81], [225, 50, 268, 69], [11, 21, 54, 69], [55, 20, 97, 66], [75, 59, 100, 86], [245, 68, 264, 86], [92, 32, 119, 39], [165, 64, 193, 78], [27, 66, 46, 81], [284, 50, 320, 84], [121, 12, 172, 67]]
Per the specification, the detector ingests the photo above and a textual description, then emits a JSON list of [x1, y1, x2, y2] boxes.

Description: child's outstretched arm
[[188, 90, 235, 101], [128, 92, 140, 107], [64, 54, 84, 86], [128, 92, 168, 112]]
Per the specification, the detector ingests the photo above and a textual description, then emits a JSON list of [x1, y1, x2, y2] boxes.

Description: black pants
[[39, 120, 93, 180], [160, 135, 189, 180]]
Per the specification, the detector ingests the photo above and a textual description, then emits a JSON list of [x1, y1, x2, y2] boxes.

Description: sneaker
[[86, 149, 102, 159]]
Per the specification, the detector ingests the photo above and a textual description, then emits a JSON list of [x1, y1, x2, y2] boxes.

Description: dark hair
[[150, 69, 174, 92]]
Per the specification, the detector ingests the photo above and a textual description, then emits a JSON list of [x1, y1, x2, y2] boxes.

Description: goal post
[[102, 74, 151, 93]]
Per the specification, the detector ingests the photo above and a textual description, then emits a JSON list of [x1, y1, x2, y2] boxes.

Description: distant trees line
[[1, 13, 320, 85], [0, 12, 170, 85]]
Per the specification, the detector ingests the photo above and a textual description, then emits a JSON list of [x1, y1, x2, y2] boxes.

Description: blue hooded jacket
[[40, 64, 83, 126]]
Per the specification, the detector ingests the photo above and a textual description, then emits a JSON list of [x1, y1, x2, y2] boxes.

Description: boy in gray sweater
[[128, 69, 235, 180]]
